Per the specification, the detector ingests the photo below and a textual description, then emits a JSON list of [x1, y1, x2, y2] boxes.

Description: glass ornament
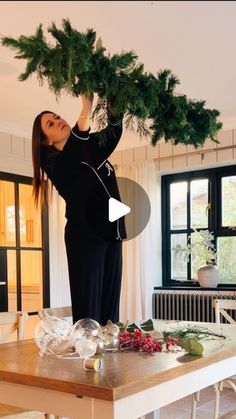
[[73, 318, 102, 338], [102, 322, 120, 337], [102, 321, 120, 351], [93, 336, 105, 354], [35, 315, 72, 357], [69, 323, 84, 347], [75, 337, 97, 358], [103, 334, 119, 351]]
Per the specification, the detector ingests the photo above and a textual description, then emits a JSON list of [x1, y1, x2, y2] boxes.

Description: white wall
[[0, 131, 32, 176]]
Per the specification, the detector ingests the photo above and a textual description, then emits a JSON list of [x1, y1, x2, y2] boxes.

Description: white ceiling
[[0, 0, 236, 150]]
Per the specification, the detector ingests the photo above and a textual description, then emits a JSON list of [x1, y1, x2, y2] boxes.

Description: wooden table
[[0, 321, 235, 419]]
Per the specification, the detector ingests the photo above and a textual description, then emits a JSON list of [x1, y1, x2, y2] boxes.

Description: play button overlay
[[85, 176, 151, 241], [115, 177, 151, 241], [109, 198, 131, 222]]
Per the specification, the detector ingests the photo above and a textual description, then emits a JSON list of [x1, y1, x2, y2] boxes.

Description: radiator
[[152, 292, 236, 323]]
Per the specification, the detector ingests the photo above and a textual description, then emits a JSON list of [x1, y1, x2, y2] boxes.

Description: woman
[[32, 93, 126, 325]]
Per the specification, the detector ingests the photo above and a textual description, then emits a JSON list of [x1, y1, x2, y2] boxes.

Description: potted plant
[[172, 229, 219, 287]]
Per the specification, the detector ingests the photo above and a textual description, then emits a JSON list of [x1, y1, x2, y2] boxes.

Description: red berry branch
[[119, 328, 179, 353]]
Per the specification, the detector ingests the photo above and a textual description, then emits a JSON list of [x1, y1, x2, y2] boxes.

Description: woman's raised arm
[[77, 93, 94, 131]]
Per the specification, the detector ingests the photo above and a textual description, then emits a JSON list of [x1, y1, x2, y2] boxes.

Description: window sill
[[155, 285, 236, 291]]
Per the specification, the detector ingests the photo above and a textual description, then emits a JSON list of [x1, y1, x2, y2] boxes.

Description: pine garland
[[1, 18, 222, 147]]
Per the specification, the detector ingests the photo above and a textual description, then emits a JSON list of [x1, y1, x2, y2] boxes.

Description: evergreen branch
[[163, 325, 227, 341], [124, 114, 151, 139], [110, 51, 138, 72], [48, 21, 69, 46], [1, 18, 223, 147], [85, 28, 97, 49]]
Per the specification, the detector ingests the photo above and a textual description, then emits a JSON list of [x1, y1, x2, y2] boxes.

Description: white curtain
[[48, 188, 71, 307], [116, 161, 161, 323]]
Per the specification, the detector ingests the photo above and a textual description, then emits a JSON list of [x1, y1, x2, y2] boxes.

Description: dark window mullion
[[210, 174, 217, 230], [187, 180, 192, 281], [162, 178, 171, 286], [14, 182, 22, 311], [170, 229, 188, 234], [166, 182, 172, 284]]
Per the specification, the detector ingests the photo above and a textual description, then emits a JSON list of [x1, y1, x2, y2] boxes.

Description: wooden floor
[[0, 386, 235, 418]]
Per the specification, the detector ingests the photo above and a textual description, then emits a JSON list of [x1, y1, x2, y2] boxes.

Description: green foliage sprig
[[1, 18, 222, 147], [162, 324, 226, 341]]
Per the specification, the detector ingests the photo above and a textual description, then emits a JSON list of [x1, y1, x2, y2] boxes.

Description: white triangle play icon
[[108, 198, 131, 222]]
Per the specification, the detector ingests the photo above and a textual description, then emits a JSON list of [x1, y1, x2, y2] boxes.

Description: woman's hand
[[77, 92, 94, 131], [80, 92, 94, 114]]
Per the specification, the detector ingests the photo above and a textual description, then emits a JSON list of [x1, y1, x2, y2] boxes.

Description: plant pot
[[197, 264, 219, 288]]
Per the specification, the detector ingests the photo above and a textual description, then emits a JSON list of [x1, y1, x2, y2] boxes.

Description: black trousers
[[64, 223, 123, 325]]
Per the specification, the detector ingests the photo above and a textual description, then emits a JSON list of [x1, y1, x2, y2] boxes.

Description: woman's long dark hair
[[32, 110, 54, 207]]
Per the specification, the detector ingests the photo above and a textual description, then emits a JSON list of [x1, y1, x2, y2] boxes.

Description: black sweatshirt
[[41, 119, 127, 242]]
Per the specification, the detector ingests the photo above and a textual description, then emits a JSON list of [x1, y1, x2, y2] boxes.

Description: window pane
[[7, 250, 17, 311], [217, 237, 236, 283], [190, 231, 208, 280], [191, 179, 208, 229], [0, 180, 15, 246], [21, 250, 43, 312], [222, 176, 236, 227], [171, 234, 187, 280], [19, 184, 42, 247], [170, 182, 187, 230]]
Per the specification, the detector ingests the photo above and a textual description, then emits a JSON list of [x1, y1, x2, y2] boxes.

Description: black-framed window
[[0, 171, 50, 313], [162, 165, 236, 288]]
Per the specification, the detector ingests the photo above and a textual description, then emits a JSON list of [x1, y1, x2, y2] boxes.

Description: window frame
[[0, 171, 50, 313], [161, 164, 236, 289]]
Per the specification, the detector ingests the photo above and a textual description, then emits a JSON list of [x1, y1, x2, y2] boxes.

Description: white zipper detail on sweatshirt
[[81, 161, 111, 198], [105, 162, 113, 176], [97, 159, 106, 170], [81, 161, 122, 240], [116, 218, 121, 240], [97, 160, 114, 177]]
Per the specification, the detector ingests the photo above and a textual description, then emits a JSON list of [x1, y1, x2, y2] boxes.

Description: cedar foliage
[[1, 19, 222, 147]]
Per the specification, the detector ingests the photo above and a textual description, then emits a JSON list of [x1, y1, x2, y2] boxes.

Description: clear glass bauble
[[93, 336, 105, 354], [102, 322, 120, 337], [72, 318, 102, 338], [75, 336, 97, 358], [35, 315, 72, 357], [103, 334, 119, 351], [69, 323, 84, 347]]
